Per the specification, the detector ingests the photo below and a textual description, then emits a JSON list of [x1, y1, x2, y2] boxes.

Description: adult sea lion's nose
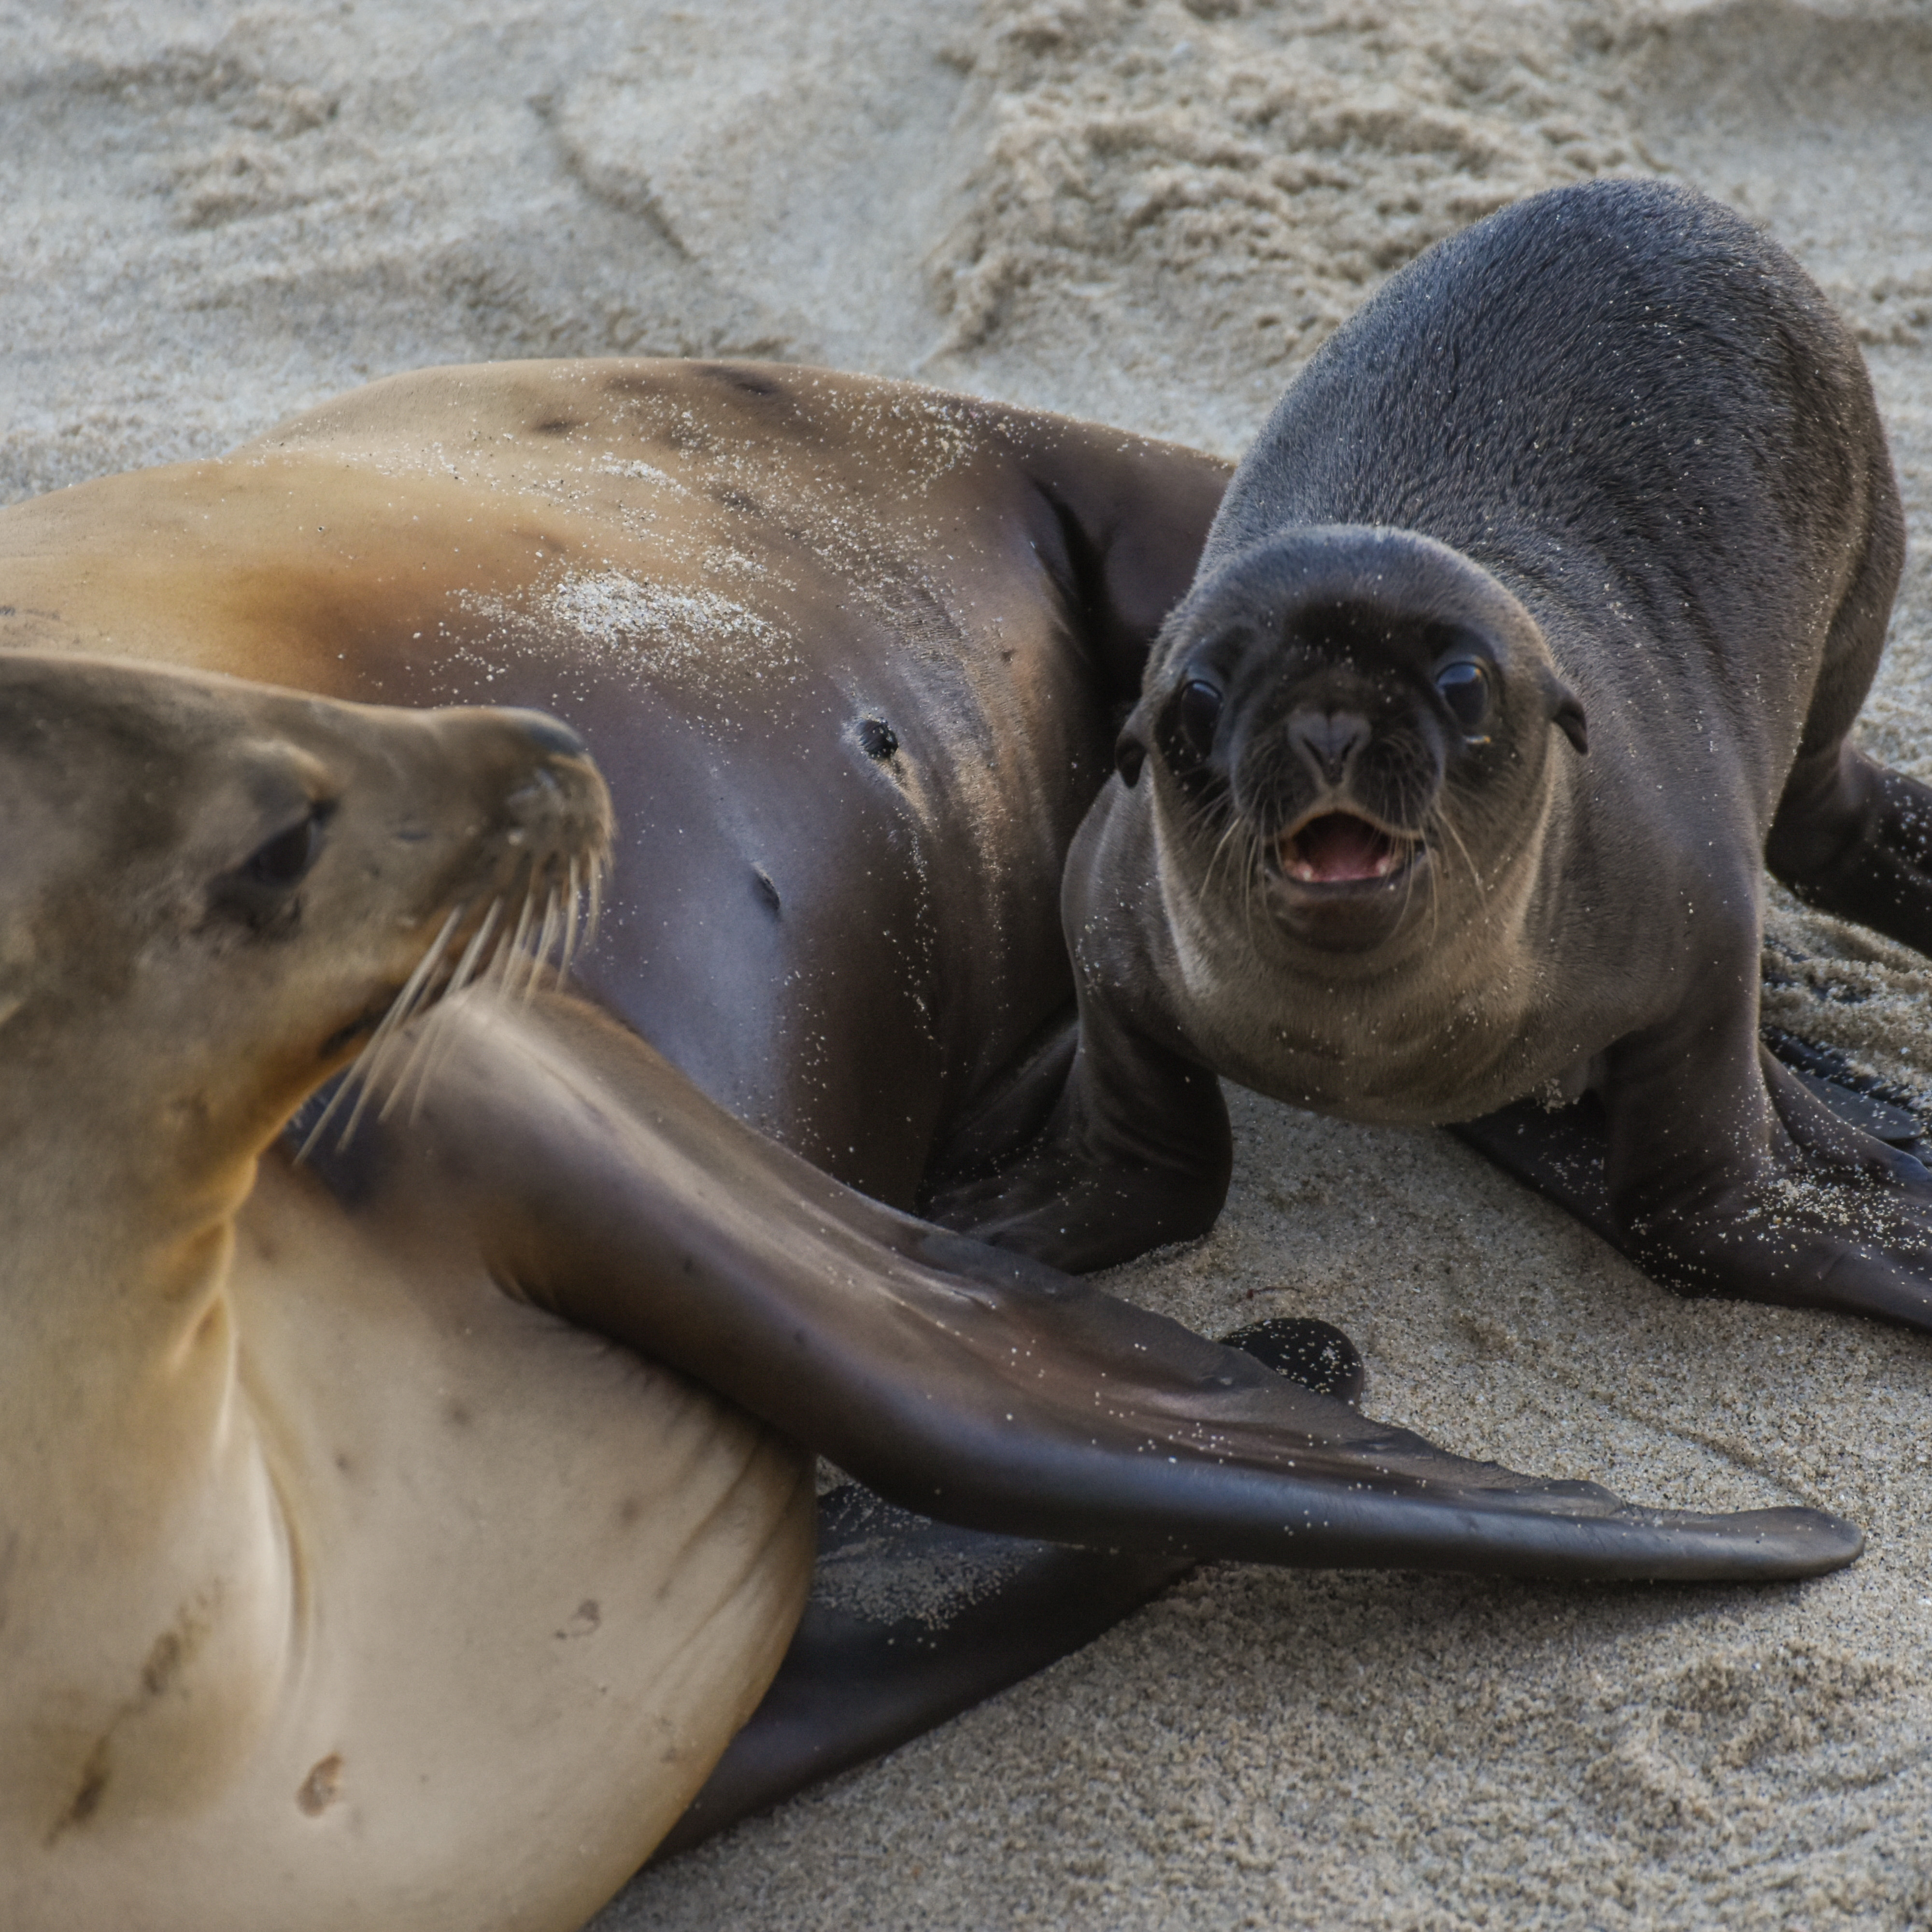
[[505, 709, 590, 763]]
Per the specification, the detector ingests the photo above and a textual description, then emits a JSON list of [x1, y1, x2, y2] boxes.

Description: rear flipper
[[653, 1320, 1359, 1860], [1768, 747, 1932, 957], [651, 1489, 1183, 1861]]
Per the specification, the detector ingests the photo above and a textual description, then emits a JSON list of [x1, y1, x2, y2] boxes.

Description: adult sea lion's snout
[[421, 701, 611, 905]]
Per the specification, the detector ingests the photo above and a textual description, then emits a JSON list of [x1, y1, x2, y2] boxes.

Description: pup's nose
[[1288, 709, 1369, 786], [506, 709, 590, 763]]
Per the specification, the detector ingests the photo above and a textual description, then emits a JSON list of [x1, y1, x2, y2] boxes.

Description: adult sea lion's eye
[[246, 808, 329, 888], [1175, 679, 1223, 761], [1435, 660, 1490, 736]]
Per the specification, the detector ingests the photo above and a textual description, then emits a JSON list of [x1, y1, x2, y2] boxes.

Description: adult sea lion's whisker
[[503, 888, 537, 985], [297, 903, 464, 1160], [582, 853, 606, 954], [380, 898, 504, 1124], [394, 898, 518, 1120], [558, 858, 583, 985], [526, 886, 565, 1001]]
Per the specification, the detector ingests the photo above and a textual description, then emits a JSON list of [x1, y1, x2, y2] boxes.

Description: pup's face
[[1120, 528, 1585, 960]]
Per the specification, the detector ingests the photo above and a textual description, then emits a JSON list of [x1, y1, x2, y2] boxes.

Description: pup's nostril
[[508, 710, 589, 763], [1288, 710, 1369, 783]]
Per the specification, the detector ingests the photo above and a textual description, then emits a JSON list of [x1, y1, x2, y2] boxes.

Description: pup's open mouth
[[1277, 812, 1418, 885]]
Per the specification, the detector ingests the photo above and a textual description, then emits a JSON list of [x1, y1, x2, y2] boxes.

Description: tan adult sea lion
[[0, 367, 1863, 1928], [0, 654, 824, 1928], [937, 180, 1932, 1334]]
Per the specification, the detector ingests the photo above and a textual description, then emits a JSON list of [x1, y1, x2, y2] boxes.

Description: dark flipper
[[1769, 751, 1932, 958], [652, 1486, 1185, 1861], [653, 1319, 1362, 1860], [408, 997, 1860, 1587], [1219, 1316, 1364, 1406], [1451, 1032, 1926, 1261]]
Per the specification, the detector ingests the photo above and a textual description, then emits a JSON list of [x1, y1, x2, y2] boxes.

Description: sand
[[7, 1, 1932, 1925]]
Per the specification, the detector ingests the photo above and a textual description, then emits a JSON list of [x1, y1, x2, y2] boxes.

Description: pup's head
[[1117, 526, 1585, 959]]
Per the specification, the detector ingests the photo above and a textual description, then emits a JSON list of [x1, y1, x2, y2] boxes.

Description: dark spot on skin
[[297, 1753, 344, 1817], [858, 717, 898, 761], [618, 1496, 644, 1527], [142, 1631, 183, 1699], [532, 417, 580, 437], [54, 1742, 111, 1839], [554, 1600, 601, 1640], [445, 1399, 472, 1428], [711, 484, 762, 517], [335, 1451, 353, 1475], [753, 866, 781, 913], [701, 364, 783, 398]]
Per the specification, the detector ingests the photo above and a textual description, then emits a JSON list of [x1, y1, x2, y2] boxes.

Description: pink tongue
[[1284, 814, 1395, 882]]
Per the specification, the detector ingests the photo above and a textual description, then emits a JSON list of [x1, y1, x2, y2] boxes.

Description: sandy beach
[[8, 2, 1932, 1925]]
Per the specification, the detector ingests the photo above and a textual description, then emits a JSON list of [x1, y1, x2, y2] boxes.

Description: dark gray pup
[[939, 178, 1932, 1328]]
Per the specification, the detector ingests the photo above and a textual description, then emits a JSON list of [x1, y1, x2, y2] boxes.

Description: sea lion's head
[[0, 653, 611, 1176], [1116, 526, 1586, 963]]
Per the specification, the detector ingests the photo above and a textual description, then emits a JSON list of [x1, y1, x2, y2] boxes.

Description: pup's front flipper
[[1455, 1033, 1932, 1328], [1769, 749, 1932, 959]]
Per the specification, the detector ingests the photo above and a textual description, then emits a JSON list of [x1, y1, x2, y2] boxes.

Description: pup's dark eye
[[1174, 679, 1223, 762], [1435, 661, 1491, 737]]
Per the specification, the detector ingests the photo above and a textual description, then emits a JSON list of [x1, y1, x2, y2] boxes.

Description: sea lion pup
[[0, 654, 1854, 1932], [938, 178, 1932, 1329]]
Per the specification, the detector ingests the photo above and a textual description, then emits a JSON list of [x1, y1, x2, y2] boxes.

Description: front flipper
[[1769, 749, 1932, 958], [651, 1485, 1185, 1861], [1454, 1033, 1932, 1329], [415, 995, 1857, 1585]]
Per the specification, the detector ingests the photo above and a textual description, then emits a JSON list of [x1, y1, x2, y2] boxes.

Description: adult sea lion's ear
[[1546, 672, 1589, 755]]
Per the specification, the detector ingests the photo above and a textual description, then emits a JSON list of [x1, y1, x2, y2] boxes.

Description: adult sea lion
[[0, 653, 1856, 1932], [939, 179, 1932, 1334]]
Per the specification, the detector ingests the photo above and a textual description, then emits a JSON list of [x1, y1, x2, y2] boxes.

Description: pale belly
[[2, 1162, 816, 1932]]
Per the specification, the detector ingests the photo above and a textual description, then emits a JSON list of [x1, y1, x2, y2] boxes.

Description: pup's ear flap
[[1544, 670, 1588, 755]]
